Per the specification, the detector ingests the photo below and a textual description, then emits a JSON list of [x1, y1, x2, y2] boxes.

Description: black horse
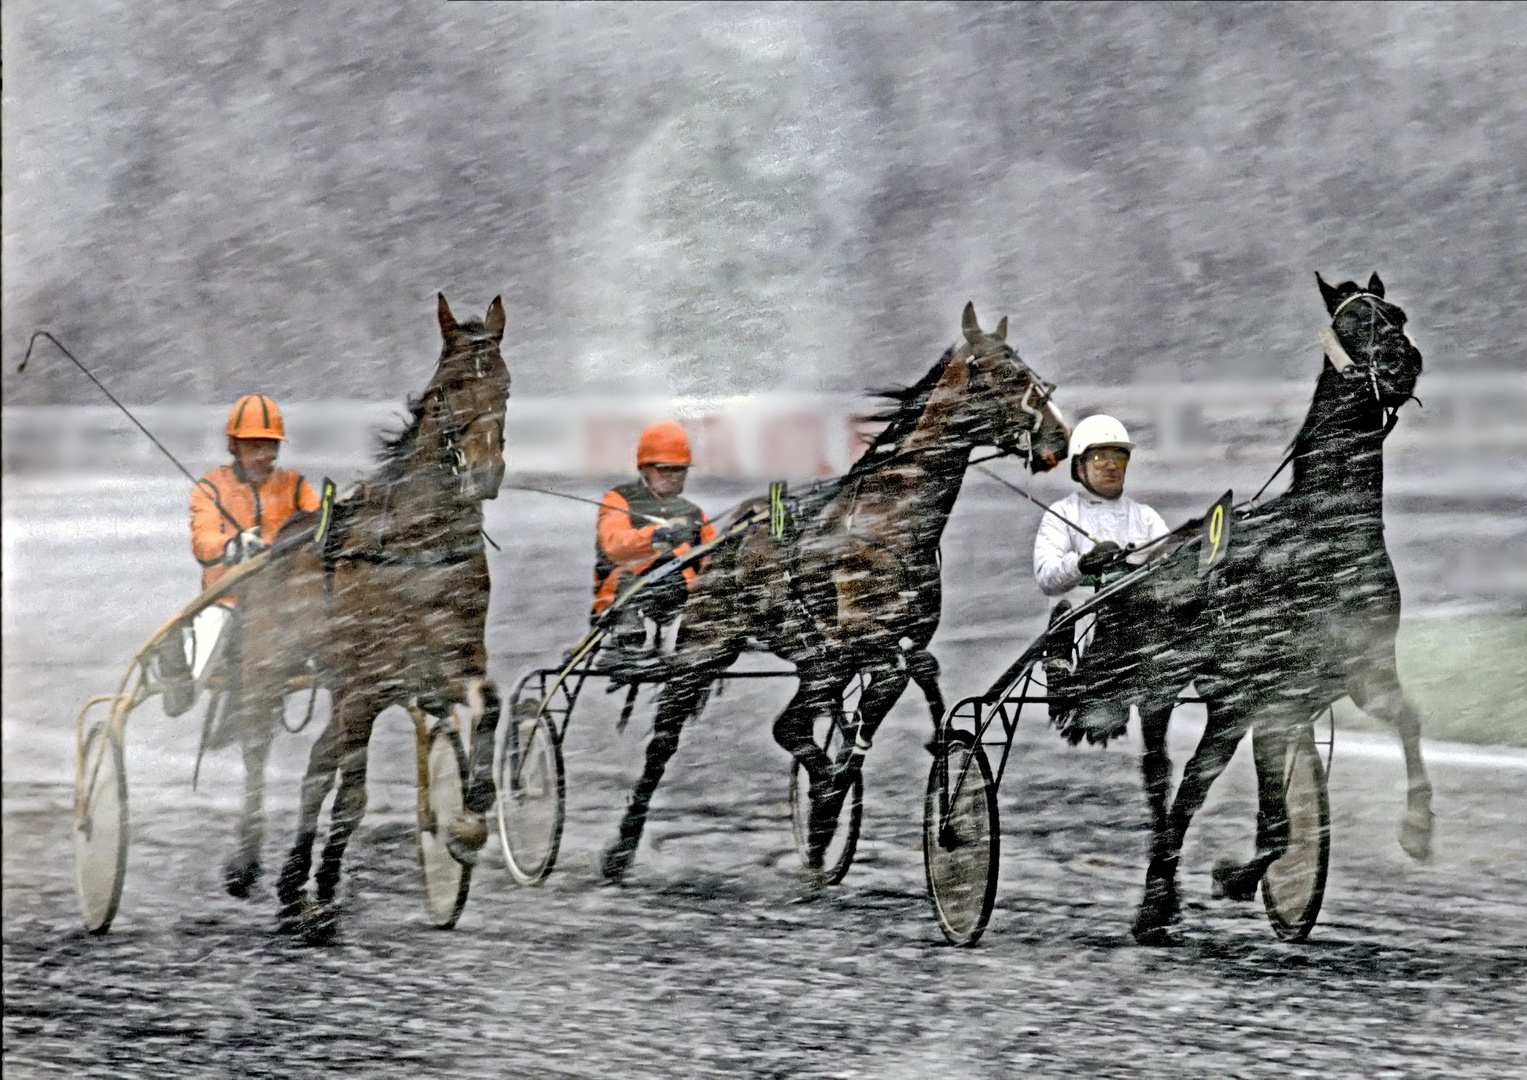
[[1062, 272, 1430, 944]]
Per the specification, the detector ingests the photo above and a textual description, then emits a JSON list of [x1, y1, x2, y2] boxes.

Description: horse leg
[[1351, 677, 1433, 861], [225, 698, 278, 898], [769, 667, 856, 874], [1133, 705, 1250, 944], [1210, 716, 1295, 902], [304, 692, 382, 939], [808, 662, 912, 871], [602, 658, 730, 883], [906, 648, 945, 752], [275, 697, 344, 930], [1137, 700, 1175, 863], [445, 678, 501, 863]]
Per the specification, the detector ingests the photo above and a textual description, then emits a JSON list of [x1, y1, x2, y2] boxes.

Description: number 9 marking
[[1207, 504, 1224, 565]]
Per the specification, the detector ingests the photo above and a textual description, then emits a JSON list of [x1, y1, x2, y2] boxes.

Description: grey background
[[4, 1, 1526, 406]]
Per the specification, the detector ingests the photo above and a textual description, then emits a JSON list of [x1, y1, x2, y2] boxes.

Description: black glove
[[1077, 540, 1123, 577], [651, 521, 699, 551]]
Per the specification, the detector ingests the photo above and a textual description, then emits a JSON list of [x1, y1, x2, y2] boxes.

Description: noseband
[[1317, 292, 1417, 432]]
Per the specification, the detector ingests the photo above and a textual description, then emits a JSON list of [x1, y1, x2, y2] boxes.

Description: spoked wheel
[[788, 687, 866, 885], [923, 727, 999, 946], [417, 723, 472, 929], [74, 722, 128, 935], [1261, 726, 1331, 942], [496, 700, 566, 885]]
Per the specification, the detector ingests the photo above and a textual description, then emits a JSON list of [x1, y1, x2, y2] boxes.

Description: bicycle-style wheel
[[496, 701, 566, 885], [75, 722, 128, 935], [1261, 727, 1330, 942], [417, 723, 472, 929], [923, 728, 999, 946], [789, 706, 864, 886]]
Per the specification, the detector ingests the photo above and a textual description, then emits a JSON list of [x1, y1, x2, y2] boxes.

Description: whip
[[18, 331, 248, 536]]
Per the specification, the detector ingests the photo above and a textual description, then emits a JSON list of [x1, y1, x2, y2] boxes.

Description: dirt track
[[4, 473, 1525, 1078]]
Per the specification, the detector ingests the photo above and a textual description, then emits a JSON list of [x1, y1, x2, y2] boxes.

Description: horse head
[[1315, 272, 1422, 410], [957, 302, 1070, 473], [430, 293, 511, 502]]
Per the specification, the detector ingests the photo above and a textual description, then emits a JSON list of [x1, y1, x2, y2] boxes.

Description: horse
[[600, 302, 1072, 885], [1060, 272, 1428, 944], [222, 294, 510, 939]]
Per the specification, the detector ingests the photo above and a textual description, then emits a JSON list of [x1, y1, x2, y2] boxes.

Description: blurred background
[[4, 2, 1524, 742], [4, 1, 1526, 403]]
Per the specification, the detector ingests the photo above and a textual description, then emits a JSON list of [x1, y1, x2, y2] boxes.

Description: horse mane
[[367, 318, 491, 484], [369, 399, 424, 485], [846, 345, 958, 480]]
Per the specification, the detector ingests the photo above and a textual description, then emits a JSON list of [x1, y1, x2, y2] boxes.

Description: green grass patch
[[1331, 615, 1527, 747]]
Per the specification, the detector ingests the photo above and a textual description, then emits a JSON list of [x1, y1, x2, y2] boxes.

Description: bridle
[[1242, 293, 1418, 510], [1316, 291, 1419, 434], [964, 342, 1059, 468], [431, 347, 507, 495]]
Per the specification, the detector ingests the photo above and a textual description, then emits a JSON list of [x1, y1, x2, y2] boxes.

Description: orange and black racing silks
[[191, 464, 320, 591], [591, 481, 716, 617]]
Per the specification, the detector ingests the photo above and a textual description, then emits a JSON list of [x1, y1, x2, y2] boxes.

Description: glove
[[650, 520, 699, 551], [1077, 540, 1123, 577], [223, 528, 268, 565]]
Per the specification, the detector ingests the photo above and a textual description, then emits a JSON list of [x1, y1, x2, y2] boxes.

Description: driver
[[158, 394, 321, 719], [1032, 414, 1167, 742], [592, 420, 716, 658]]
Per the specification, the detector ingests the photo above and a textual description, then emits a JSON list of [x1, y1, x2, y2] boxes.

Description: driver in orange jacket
[[593, 420, 716, 656], [160, 394, 320, 718]]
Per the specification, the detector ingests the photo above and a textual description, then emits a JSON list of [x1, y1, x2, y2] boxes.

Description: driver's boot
[[158, 630, 196, 718], [1043, 601, 1074, 728]]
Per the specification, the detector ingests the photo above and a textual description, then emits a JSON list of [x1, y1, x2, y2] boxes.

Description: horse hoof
[[1132, 923, 1178, 947], [300, 900, 341, 945], [445, 811, 488, 867], [223, 859, 261, 899], [798, 865, 825, 901], [601, 836, 638, 883], [1211, 860, 1260, 903], [1398, 808, 1434, 863]]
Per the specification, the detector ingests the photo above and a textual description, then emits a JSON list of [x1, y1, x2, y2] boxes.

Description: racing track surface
[[4, 465, 1525, 1079]]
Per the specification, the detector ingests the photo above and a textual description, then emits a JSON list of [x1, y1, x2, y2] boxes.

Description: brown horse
[[601, 303, 1071, 884], [222, 294, 510, 938]]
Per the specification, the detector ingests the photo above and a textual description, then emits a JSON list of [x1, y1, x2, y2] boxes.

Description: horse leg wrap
[[464, 683, 502, 816]]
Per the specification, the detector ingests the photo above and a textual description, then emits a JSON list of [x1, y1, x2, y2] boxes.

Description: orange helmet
[[636, 420, 691, 467], [226, 393, 286, 441]]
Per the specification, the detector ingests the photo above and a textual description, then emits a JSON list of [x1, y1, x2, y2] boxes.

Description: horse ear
[[1367, 272, 1385, 298], [962, 302, 980, 343], [484, 295, 506, 342], [1315, 272, 1342, 315], [438, 293, 459, 336], [995, 316, 1008, 342]]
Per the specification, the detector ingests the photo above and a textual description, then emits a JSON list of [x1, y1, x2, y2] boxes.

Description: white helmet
[[1069, 414, 1134, 482]]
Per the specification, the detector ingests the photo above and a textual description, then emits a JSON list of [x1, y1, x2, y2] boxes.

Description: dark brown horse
[[223, 294, 510, 938], [601, 303, 1071, 885], [1063, 273, 1429, 943]]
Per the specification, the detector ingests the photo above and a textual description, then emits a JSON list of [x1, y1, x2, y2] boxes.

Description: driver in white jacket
[[1033, 415, 1168, 743]]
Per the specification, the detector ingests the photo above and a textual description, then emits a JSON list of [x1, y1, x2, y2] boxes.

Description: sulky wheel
[[496, 700, 566, 885], [417, 722, 473, 929], [1261, 725, 1331, 942], [923, 727, 999, 946], [789, 690, 865, 886], [74, 722, 129, 935]]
